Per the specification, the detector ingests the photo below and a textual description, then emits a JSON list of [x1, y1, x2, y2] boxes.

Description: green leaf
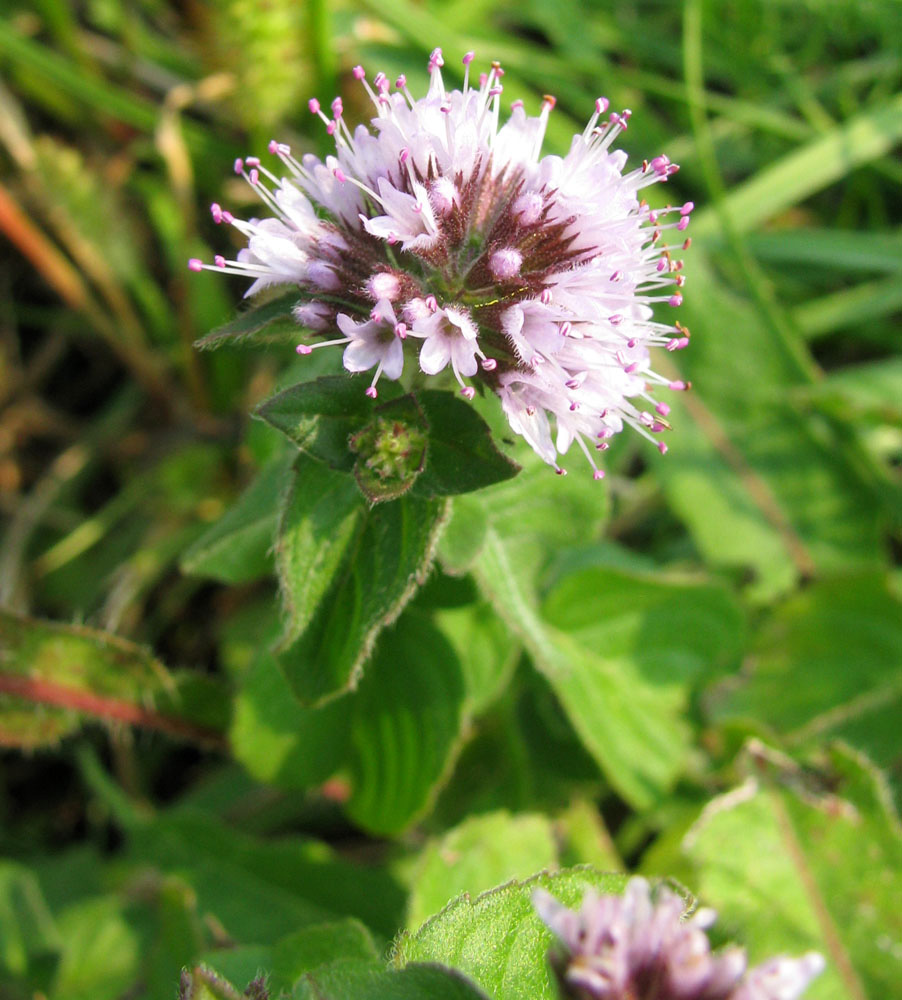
[[277, 489, 448, 705], [436, 497, 488, 574], [181, 453, 294, 583], [195, 291, 301, 350], [128, 809, 406, 941], [411, 391, 520, 498], [276, 456, 364, 642], [679, 743, 902, 1000], [294, 960, 491, 1000], [272, 919, 379, 987], [439, 451, 608, 647], [0, 861, 61, 991], [346, 614, 466, 835], [442, 463, 744, 806], [53, 896, 141, 1000], [433, 602, 519, 715], [539, 567, 745, 804], [230, 645, 351, 792], [395, 868, 630, 1000], [405, 812, 559, 930], [710, 574, 902, 803], [792, 275, 902, 340], [803, 357, 902, 426]]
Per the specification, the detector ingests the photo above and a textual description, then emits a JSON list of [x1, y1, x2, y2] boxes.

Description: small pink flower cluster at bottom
[[533, 879, 825, 1000]]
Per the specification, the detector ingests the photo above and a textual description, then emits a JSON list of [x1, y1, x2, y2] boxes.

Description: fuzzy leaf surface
[[396, 867, 630, 1000]]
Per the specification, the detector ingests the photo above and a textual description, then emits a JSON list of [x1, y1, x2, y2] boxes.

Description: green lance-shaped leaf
[[395, 867, 631, 1000], [181, 452, 295, 583], [274, 455, 448, 704], [678, 742, 902, 1000], [195, 291, 301, 350], [0, 610, 228, 749], [709, 573, 902, 806], [345, 614, 466, 835]]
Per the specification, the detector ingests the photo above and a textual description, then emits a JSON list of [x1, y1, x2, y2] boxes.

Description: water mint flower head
[[533, 880, 825, 1000], [192, 49, 694, 477]]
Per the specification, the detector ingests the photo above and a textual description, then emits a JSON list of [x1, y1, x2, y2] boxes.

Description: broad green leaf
[[543, 566, 745, 681], [433, 602, 519, 714], [195, 291, 300, 349], [181, 453, 294, 583], [710, 574, 902, 802], [272, 919, 379, 987], [411, 391, 520, 498], [346, 614, 466, 835], [0, 611, 227, 749], [277, 491, 448, 705], [405, 812, 559, 929], [436, 497, 488, 574], [439, 451, 608, 653], [679, 743, 902, 1000], [0, 861, 60, 991], [294, 960, 490, 1000], [231, 645, 350, 791], [395, 867, 630, 1000], [128, 809, 406, 941], [53, 896, 140, 1000], [276, 456, 364, 641], [555, 800, 623, 871], [441, 462, 743, 805], [526, 628, 690, 809]]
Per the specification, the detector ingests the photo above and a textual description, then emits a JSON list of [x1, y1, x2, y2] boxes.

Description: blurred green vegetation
[[0, 1, 900, 998]]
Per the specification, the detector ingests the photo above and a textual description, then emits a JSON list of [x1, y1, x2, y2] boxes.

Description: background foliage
[[1, 1, 900, 998]]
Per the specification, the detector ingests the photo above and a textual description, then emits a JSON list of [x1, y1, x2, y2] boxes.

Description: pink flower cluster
[[534, 880, 825, 1000], [192, 49, 694, 476]]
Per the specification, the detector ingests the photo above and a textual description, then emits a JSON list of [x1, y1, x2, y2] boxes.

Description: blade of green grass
[[792, 276, 902, 340]]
